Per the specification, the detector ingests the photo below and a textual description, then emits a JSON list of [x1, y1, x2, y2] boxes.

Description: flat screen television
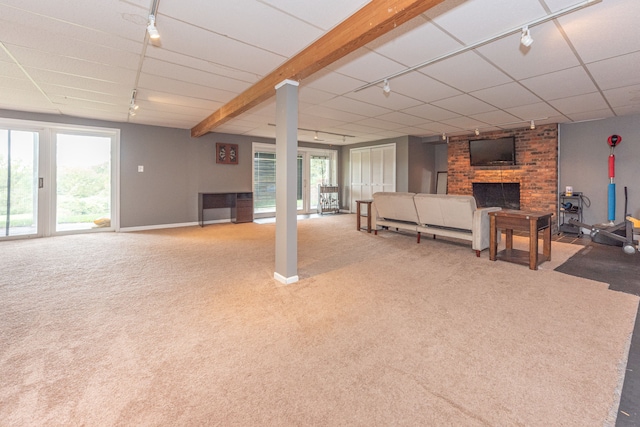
[[469, 137, 516, 166]]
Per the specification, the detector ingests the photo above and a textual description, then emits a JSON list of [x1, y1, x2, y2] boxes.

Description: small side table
[[356, 199, 373, 233], [489, 210, 553, 270]]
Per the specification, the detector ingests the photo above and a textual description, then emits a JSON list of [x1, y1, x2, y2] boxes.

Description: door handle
[[39, 178, 43, 188]]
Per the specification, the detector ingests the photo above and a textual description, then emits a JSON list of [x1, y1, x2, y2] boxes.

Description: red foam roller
[[609, 154, 615, 178]]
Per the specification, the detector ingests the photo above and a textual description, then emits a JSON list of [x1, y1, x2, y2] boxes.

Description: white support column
[[274, 79, 299, 285]]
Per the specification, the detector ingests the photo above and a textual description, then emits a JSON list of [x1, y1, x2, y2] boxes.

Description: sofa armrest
[[472, 207, 502, 251]]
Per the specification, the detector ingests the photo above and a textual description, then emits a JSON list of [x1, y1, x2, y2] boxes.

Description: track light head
[[530, 120, 535, 130], [314, 131, 319, 140], [147, 14, 160, 40], [442, 132, 446, 141], [382, 79, 391, 94], [475, 128, 480, 136], [520, 26, 533, 47]]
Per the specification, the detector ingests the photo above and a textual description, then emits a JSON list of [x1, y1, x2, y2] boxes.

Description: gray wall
[[408, 136, 436, 193], [559, 114, 640, 225], [0, 109, 337, 228]]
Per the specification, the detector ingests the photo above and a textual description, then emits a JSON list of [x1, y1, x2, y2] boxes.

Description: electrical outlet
[[138, 165, 144, 172]]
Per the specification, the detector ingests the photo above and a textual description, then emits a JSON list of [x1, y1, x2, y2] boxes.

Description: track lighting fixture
[[128, 89, 139, 116], [530, 120, 535, 130], [442, 132, 446, 141], [314, 131, 319, 140], [475, 128, 480, 136], [382, 79, 391, 94], [520, 26, 533, 47], [147, 14, 160, 40]]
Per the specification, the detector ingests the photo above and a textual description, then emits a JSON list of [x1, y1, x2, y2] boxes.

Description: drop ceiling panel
[[375, 111, 432, 127], [141, 58, 252, 94], [439, 116, 490, 130], [520, 66, 598, 101], [401, 103, 460, 122], [558, 0, 640, 63], [137, 73, 237, 104], [352, 117, 405, 132], [384, 72, 462, 104], [0, 61, 26, 79], [156, 17, 286, 76], [346, 86, 423, 111], [39, 84, 124, 106], [565, 108, 615, 123], [587, 51, 640, 91], [0, 2, 147, 49], [159, 0, 322, 57], [424, 0, 545, 45], [476, 21, 580, 80], [319, 96, 392, 118], [432, 94, 495, 116], [57, 106, 129, 123], [470, 82, 541, 109], [0, 76, 35, 92], [24, 69, 133, 98], [139, 91, 222, 112], [298, 87, 337, 105], [8, 45, 137, 84], [145, 48, 260, 84], [603, 84, 640, 109], [301, 105, 367, 123], [367, 16, 462, 67], [328, 49, 405, 83], [549, 92, 610, 116], [259, 0, 370, 31], [421, 51, 512, 93], [506, 102, 564, 121], [470, 110, 522, 126], [303, 69, 366, 96]]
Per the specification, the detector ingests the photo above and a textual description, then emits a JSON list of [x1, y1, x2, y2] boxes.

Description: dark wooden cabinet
[[199, 192, 253, 226]]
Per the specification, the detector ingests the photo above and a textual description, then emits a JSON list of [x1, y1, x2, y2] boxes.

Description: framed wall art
[[216, 143, 238, 165]]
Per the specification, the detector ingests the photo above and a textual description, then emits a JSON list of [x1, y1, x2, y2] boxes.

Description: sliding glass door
[[0, 129, 39, 238], [0, 119, 119, 240], [252, 143, 336, 218]]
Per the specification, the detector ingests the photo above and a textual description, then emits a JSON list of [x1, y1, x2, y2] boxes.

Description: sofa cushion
[[372, 192, 419, 223], [414, 194, 477, 230]]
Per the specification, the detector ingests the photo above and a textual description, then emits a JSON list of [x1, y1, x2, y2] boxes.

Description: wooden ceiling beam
[[191, 0, 445, 137]]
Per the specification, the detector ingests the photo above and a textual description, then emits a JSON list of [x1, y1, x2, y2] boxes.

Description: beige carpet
[[0, 214, 637, 426]]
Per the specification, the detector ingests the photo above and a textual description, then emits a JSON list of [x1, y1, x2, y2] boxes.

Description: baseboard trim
[[274, 272, 299, 285], [120, 219, 231, 232]]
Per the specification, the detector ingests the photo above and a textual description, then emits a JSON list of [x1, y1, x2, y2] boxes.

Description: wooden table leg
[[505, 229, 513, 250], [543, 223, 552, 261], [356, 201, 361, 231], [529, 218, 539, 270], [366, 202, 372, 233], [490, 215, 497, 261]]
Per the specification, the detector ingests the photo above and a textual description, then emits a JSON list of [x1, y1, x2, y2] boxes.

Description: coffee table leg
[[366, 202, 372, 233], [529, 219, 539, 270], [356, 202, 361, 231]]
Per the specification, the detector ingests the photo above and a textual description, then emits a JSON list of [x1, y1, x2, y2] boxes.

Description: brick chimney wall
[[447, 124, 558, 223]]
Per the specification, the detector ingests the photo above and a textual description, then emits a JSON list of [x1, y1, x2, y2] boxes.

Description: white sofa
[[371, 192, 501, 256]]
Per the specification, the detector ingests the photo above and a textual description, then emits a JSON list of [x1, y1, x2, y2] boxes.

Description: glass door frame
[[0, 117, 120, 239], [252, 142, 337, 218]]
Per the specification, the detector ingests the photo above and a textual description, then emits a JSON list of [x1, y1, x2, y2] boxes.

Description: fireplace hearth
[[473, 182, 520, 210]]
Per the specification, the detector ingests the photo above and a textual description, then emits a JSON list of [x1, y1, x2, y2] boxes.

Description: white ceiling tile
[[603, 84, 640, 109], [351, 117, 405, 131], [156, 17, 286, 76], [320, 96, 392, 118], [384, 72, 462, 103], [40, 84, 125, 107], [520, 66, 598, 100], [470, 82, 541, 109], [506, 102, 565, 121], [0, 76, 35, 92], [424, 0, 546, 44], [470, 110, 522, 126], [367, 16, 462, 67], [401, 103, 460, 121], [432, 94, 495, 116], [565, 108, 616, 123], [613, 105, 640, 117], [259, 0, 370, 31], [345, 86, 422, 111], [159, 0, 322, 57], [301, 105, 367, 123], [328, 49, 405, 83], [140, 91, 222, 112], [57, 106, 130, 124], [23, 69, 132, 98], [0, 61, 27, 79], [421, 51, 512, 93], [557, 0, 640, 63], [375, 111, 432, 127], [439, 116, 490, 130], [137, 73, 237, 104], [587, 51, 640, 91], [549, 92, 610, 116], [303, 69, 365, 96], [476, 21, 580, 80], [299, 87, 337, 105], [141, 58, 252, 94]]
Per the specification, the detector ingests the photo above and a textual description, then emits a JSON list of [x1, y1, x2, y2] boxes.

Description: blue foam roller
[[608, 183, 616, 222]]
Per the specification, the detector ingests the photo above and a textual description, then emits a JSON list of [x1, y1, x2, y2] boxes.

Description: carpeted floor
[[555, 242, 640, 426], [0, 214, 637, 426]]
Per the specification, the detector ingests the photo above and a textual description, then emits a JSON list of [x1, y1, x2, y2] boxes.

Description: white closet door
[[350, 144, 395, 212]]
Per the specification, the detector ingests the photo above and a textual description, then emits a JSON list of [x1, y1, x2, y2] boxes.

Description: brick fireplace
[[447, 124, 558, 229]]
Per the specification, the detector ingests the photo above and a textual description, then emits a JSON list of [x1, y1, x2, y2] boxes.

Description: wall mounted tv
[[469, 137, 516, 166]]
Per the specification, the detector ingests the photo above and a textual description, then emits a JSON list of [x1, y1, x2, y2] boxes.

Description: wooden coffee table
[[489, 210, 553, 270]]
